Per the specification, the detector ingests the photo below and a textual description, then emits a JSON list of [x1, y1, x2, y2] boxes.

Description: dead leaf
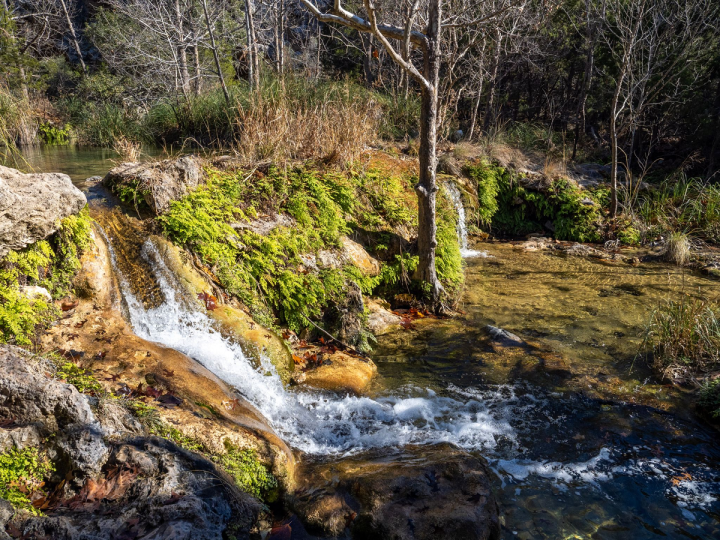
[[61, 300, 79, 311]]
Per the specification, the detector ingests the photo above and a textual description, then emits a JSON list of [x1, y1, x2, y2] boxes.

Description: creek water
[[17, 147, 720, 538]]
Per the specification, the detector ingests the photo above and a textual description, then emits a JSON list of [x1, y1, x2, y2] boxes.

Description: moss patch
[[0, 447, 55, 515], [465, 160, 607, 242], [159, 163, 463, 330], [0, 208, 93, 345]]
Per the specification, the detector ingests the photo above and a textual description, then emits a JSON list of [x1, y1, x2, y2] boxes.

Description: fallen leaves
[[671, 472, 692, 486], [61, 299, 79, 312], [197, 292, 217, 311]]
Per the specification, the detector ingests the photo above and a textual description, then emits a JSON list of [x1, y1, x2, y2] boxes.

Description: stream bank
[[1, 148, 720, 539]]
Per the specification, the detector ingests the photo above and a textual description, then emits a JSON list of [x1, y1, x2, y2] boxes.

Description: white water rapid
[[444, 181, 488, 258], [107, 238, 514, 455], [99, 232, 720, 519]]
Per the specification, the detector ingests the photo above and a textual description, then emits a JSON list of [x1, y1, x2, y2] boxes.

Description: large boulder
[[102, 156, 205, 215], [0, 346, 108, 482], [290, 443, 500, 540], [0, 165, 87, 257], [14, 438, 260, 540]]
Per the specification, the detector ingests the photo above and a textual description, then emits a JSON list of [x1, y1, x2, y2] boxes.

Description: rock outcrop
[[0, 165, 87, 257], [102, 156, 205, 215], [290, 443, 500, 540]]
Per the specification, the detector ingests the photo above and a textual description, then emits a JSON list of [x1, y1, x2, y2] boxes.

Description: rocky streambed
[[1, 152, 719, 540]]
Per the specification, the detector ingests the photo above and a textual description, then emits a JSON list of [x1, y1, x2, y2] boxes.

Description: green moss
[[0, 447, 55, 515], [55, 362, 103, 394], [216, 441, 278, 501], [466, 160, 500, 227], [466, 160, 606, 242], [0, 208, 93, 345], [160, 163, 460, 328]]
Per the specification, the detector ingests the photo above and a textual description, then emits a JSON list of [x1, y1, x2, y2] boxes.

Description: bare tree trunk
[[173, 0, 190, 95], [245, 0, 259, 89], [192, 44, 201, 95], [273, 0, 285, 76], [414, 0, 443, 306], [483, 28, 502, 131], [202, 0, 229, 104], [609, 78, 625, 217], [58, 0, 87, 75]]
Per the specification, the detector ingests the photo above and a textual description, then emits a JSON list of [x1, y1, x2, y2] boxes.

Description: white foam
[[109, 240, 516, 455], [444, 181, 490, 259]]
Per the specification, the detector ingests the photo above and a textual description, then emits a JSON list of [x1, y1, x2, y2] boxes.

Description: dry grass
[[232, 85, 381, 165], [663, 231, 691, 266], [113, 136, 141, 161], [0, 85, 35, 163], [644, 296, 720, 381]]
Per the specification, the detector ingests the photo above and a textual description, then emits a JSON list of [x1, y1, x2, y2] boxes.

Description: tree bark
[[572, 0, 595, 161], [245, 0, 259, 89], [414, 0, 443, 306], [58, 0, 87, 75], [173, 0, 190, 95], [202, 0, 230, 104], [483, 28, 502, 131]]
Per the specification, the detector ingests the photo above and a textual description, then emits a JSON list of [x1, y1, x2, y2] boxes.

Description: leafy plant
[[699, 379, 720, 418], [215, 442, 278, 501], [55, 362, 103, 394], [0, 447, 55, 515]]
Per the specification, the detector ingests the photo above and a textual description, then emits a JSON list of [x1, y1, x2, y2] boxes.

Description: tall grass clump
[[643, 296, 720, 380], [0, 85, 35, 161], [231, 77, 381, 164], [663, 231, 691, 265], [637, 174, 720, 244]]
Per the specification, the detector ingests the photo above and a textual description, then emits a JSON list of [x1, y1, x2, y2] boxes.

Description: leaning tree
[[298, 0, 511, 307]]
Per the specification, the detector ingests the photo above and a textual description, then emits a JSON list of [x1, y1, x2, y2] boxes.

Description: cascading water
[[99, 230, 720, 537], [107, 237, 515, 455], [444, 181, 488, 258]]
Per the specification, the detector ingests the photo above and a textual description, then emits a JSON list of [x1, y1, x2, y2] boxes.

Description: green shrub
[[643, 297, 720, 378], [466, 160, 605, 242], [699, 379, 720, 418], [38, 122, 71, 145], [55, 362, 103, 394], [0, 447, 55, 515]]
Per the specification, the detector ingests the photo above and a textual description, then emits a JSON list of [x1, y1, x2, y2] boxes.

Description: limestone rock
[[0, 345, 109, 480], [366, 298, 402, 336], [102, 155, 205, 215], [0, 165, 87, 257], [293, 352, 377, 395], [290, 443, 500, 540], [19, 286, 52, 302], [341, 237, 380, 277], [14, 438, 261, 540]]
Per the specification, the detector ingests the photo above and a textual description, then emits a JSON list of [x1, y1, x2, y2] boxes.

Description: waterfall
[[103, 234, 514, 455], [444, 181, 488, 258]]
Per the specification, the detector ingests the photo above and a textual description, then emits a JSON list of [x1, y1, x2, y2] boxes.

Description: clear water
[[103, 236, 720, 539], [26, 145, 719, 538]]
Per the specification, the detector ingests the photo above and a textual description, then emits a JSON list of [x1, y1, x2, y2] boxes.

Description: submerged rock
[[102, 156, 205, 215], [366, 298, 402, 336], [486, 325, 525, 347], [290, 443, 500, 540], [0, 165, 87, 257]]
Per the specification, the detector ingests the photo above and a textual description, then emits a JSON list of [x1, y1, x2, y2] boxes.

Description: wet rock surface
[[0, 165, 87, 257], [289, 443, 500, 540], [102, 156, 205, 215], [14, 438, 260, 540]]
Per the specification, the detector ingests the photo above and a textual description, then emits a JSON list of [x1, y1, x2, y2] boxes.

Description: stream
[[13, 147, 720, 539]]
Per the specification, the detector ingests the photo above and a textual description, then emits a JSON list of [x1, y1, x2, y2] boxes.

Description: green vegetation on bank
[[0, 447, 54, 515], [159, 163, 462, 334], [643, 296, 720, 418], [465, 159, 608, 242], [0, 208, 93, 346]]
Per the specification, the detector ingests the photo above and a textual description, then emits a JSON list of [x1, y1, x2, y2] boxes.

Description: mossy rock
[[148, 235, 295, 383]]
